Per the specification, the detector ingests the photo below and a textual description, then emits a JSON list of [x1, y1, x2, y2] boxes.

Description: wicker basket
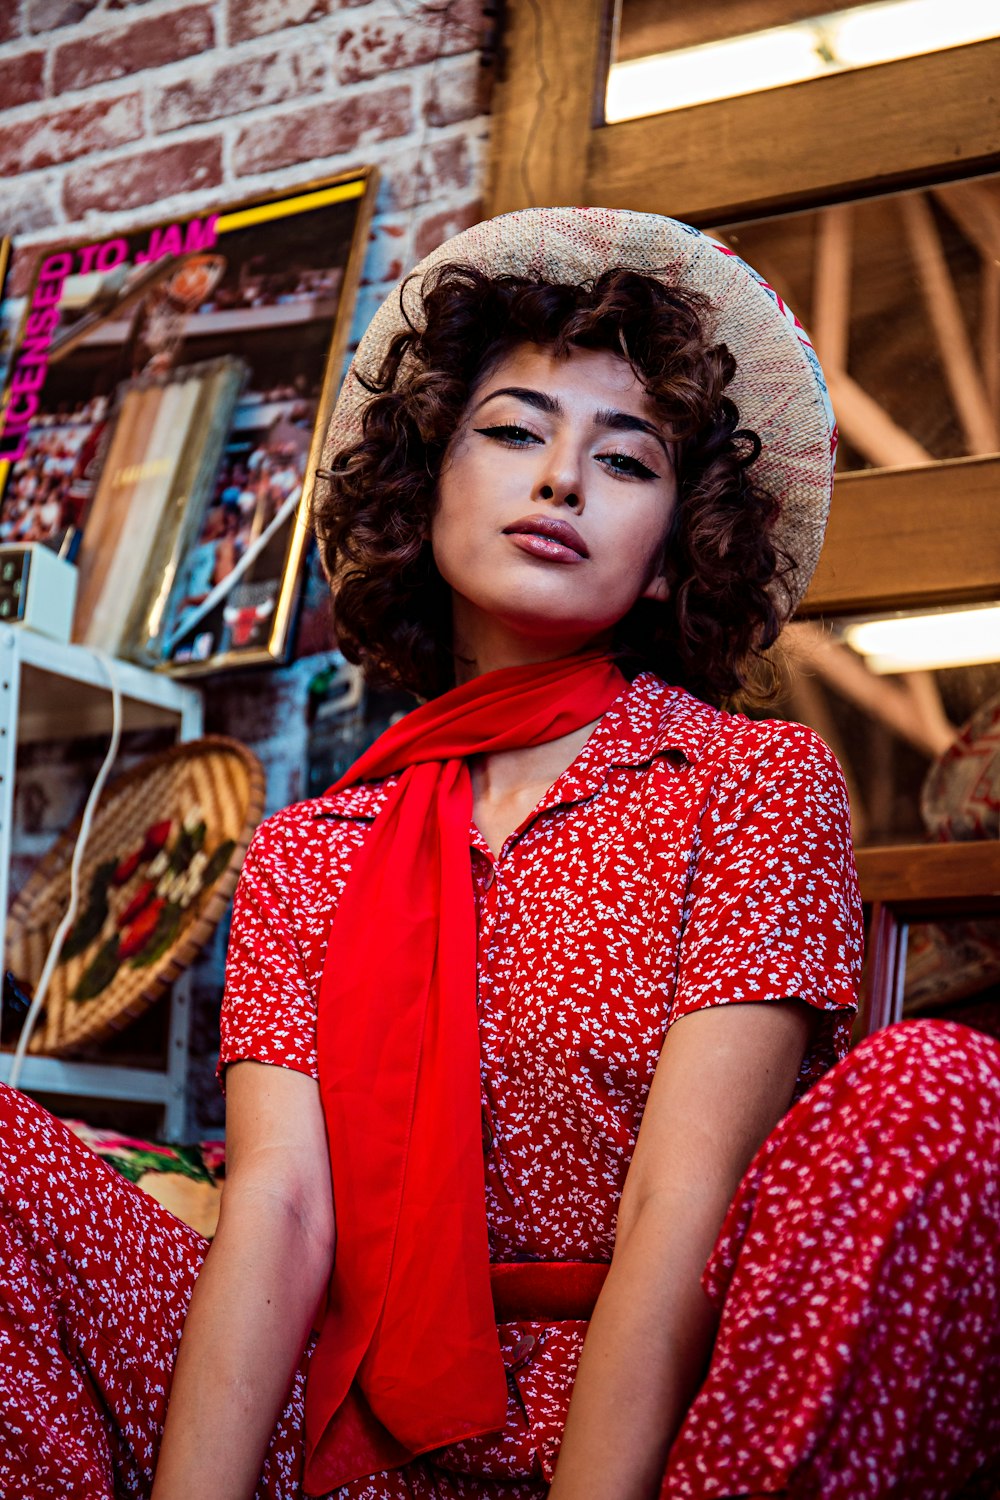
[[6, 736, 266, 1057]]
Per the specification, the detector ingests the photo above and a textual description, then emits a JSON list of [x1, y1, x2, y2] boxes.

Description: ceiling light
[[606, 26, 826, 122], [842, 605, 1000, 673], [606, 0, 999, 123]]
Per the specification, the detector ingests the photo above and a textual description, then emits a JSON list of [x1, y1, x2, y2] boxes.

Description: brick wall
[[0, 0, 491, 327], [1, 0, 493, 1134]]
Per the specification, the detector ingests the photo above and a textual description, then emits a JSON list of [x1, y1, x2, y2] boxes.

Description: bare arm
[[150, 1061, 335, 1500], [548, 999, 813, 1500]]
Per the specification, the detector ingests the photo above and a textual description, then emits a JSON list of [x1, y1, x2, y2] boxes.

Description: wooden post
[[487, 0, 613, 215], [859, 901, 907, 1038]]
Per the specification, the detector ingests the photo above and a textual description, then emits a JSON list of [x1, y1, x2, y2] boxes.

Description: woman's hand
[[548, 998, 814, 1500], [150, 1061, 335, 1500]]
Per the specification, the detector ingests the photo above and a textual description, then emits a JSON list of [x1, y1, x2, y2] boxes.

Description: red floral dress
[[219, 672, 862, 1491], [2, 672, 997, 1499]]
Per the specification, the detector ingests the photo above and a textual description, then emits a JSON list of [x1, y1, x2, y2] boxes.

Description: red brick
[[0, 4, 21, 43], [63, 134, 223, 217], [9, 242, 59, 298], [337, 0, 481, 83], [232, 84, 412, 175], [52, 4, 215, 94], [26, 0, 99, 32], [0, 184, 61, 244], [152, 43, 326, 132], [228, 0, 336, 45], [336, 15, 432, 85], [27, 0, 160, 28], [380, 133, 474, 212], [0, 93, 143, 176], [0, 49, 46, 108], [413, 196, 482, 261], [425, 52, 484, 127]]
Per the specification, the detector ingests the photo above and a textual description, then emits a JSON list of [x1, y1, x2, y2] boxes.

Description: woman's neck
[[450, 609, 612, 687], [450, 615, 619, 853], [469, 716, 605, 859]]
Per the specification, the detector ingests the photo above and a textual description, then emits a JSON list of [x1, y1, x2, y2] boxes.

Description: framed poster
[[0, 169, 377, 674]]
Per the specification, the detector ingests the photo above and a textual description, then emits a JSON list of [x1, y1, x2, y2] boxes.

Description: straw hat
[[323, 206, 837, 616]]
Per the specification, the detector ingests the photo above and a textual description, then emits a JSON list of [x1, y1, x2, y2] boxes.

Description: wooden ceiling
[[714, 175, 1000, 474]]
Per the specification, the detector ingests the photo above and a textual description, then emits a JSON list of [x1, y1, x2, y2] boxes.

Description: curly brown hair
[[313, 263, 795, 704]]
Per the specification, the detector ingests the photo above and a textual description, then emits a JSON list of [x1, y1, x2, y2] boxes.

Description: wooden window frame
[[487, 2, 1000, 620]]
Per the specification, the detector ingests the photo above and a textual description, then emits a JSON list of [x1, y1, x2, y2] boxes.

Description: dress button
[[481, 1107, 494, 1156], [504, 1332, 536, 1372], [481, 862, 495, 891]]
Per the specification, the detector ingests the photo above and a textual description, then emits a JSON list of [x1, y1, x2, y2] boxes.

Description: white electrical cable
[[161, 487, 305, 657], [8, 648, 123, 1092]]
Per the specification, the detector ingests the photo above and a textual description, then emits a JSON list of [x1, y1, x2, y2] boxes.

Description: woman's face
[[431, 343, 677, 667]]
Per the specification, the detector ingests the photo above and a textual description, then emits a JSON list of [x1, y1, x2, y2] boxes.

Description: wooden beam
[[488, 0, 611, 215], [931, 181, 1000, 416], [899, 192, 999, 454], [587, 39, 1000, 224], [782, 623, 955, 759], [932, 180, 1000, 263], [811, 204, 852, 373], [985, 259, 1000, 416], [617, 0, 834, 64], [798, 455, 1000, 617], [855, 842, 1000, 918], [825, 370, 932, 469]]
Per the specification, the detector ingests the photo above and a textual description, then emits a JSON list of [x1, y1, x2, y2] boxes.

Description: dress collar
[[312, 673, 721, 825]]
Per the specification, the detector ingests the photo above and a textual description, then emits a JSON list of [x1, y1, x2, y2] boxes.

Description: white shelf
[[5, 627, 202, 743], [0, 627, 204, 1139], [0, 1039, 186, 1106]]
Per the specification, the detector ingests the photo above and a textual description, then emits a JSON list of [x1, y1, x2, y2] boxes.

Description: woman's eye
[[472, 423, 540, 447], [598, 451, 658, 479]]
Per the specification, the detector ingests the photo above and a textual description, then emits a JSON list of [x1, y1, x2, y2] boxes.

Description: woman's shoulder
[[242, 778, 400, 887], [633, 672, 837, 777]]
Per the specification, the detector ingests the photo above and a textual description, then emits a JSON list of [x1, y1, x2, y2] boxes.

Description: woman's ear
[[640, 571, 669, 603]]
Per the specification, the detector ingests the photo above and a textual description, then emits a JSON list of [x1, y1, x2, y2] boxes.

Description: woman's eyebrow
[[595, 408, 671, 461], [473, 386, 558, 415], [473, 387, 671, 462]]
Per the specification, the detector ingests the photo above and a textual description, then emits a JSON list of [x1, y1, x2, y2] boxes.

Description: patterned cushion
[[63, 1119, 224, 1239]]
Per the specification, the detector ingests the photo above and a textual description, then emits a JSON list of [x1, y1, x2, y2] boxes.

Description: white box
[[0, 543, 78, 644]]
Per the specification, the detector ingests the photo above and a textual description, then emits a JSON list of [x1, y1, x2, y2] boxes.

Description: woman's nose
[[532, 448, 583, 510], [535, 482, 582, 510]]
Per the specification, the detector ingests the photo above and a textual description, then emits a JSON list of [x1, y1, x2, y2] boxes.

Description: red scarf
[[303, 650, 628, 1494]]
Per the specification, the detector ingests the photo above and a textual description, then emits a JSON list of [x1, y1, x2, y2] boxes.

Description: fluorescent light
[[606, 0, 1000, 123], [843, 606, 1000, 673], [831, 0, 997, 65], [606, 26, 826, 123]]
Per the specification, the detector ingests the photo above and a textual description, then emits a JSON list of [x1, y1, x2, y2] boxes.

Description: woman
[[1, 208, 997, 1500]]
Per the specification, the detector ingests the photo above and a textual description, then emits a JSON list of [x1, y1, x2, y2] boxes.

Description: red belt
[[490, 1261, 609, 1323]]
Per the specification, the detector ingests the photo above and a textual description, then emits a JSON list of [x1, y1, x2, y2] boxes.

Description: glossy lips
[[502, 516, 590, 559]]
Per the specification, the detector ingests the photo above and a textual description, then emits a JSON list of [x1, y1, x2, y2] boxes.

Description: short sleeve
[[217, 815, 320, 1089], [669, 722, 864, 1095]]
